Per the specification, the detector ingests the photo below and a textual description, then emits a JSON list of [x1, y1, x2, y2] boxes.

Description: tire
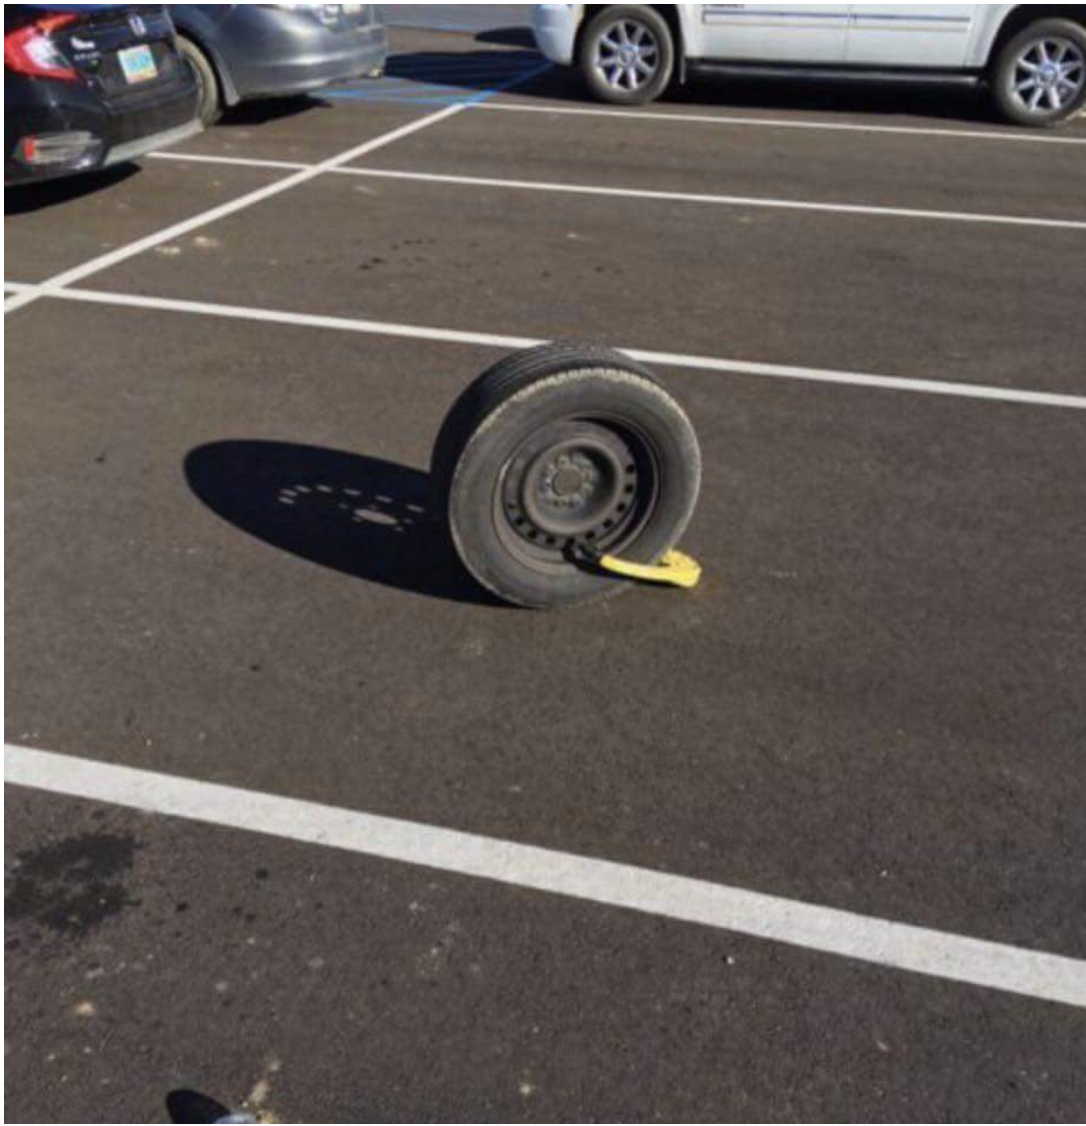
[[989, 18, 1086, 128], [579, 6, 675, 106], [432, 344, 701, 609], [178, 36, 222, 126]]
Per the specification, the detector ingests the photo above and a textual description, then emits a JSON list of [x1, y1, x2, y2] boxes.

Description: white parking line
[[6, 744, 1085, 1009], [7, 282, 1084, 411], [3, 103, 468, 316], [145, 151, 1086, 231], [342, 166, 1086, 231], [473, 99, 1086, 145], [147, 151, 309, 172], [149, 151, 309, 172]]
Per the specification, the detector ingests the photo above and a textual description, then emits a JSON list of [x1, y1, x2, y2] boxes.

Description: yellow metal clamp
[[597, 549, 702, 590]]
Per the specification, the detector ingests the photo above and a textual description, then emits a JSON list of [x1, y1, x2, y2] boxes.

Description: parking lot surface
[[6, 17, 1086, 1125]]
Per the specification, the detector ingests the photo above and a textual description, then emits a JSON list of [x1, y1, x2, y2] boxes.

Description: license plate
[[118, 44, 158, 85]]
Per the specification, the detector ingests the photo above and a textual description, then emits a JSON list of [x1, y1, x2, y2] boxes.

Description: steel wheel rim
[[494, 418, 659, 571], [593, 18, 661, 92], [1011, 36, 1085, 114]]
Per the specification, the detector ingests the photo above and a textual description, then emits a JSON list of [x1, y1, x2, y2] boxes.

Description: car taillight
[[3, 13, 80, 81], [16, 131, 102, 169]]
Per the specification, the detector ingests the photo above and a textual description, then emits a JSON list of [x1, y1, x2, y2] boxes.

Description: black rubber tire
[[579, 5, 675, 107], [989, 18, 1086, 128], [432, 344, 701, 609], [178, 36, 222, 126]]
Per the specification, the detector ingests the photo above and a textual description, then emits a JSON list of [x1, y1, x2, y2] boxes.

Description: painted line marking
[[3, 62, 551, 317], [149, 152, 310, 171], [339, 166, 1086, 231], [143, 151, 309, 172], [6, 744, 1085, 1009], [323, 93, 477, 106], [142, 150, 1086, 231], [471, 99, 1086, 145], [6, 282, 1084, 411], [3, 104, 466, 316], [336, 88, 491, 102], [327, 59, 552, 106], [364, 82, 536, 98]]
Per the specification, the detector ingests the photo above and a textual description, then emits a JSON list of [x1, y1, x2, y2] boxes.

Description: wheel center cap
[[619, 45, 636, 64], [1040, 63, 1058, 85], [552, 467, 584, 497]]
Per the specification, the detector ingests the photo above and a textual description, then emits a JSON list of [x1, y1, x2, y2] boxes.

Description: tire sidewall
[[447, 368, 701, 608], [992, 19, 1086, 127], [580, 6, 675, 106], [179, 36, 221, 126]]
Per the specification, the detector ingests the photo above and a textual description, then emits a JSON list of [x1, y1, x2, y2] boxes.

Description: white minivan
[[531, 4, 1086, 126]]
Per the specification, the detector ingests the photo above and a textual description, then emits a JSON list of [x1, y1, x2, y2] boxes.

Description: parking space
[[4, 160, 286, 284], [6, 298, 1086, 945], [6, 16, 1086, 1125], [8, 787, 1086, 1124], [68, 172, 1082, 396], [356, 101, 1086, 220]]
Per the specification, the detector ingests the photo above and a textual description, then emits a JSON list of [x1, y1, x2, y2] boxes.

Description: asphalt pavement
[[5, 17, 1086, 1125]]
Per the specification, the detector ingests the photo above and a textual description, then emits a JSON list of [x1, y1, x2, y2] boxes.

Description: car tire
[[178, 36, 222, 126], [432, 344, 701, 609], [990, 18, 1086, 127], [579, 6, 675, 107]]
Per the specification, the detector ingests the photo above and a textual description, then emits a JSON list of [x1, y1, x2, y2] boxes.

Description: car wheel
[[990, 18, 1086, 127], [178, 36, 222, 126], [579, 6, 675, 106], [432, 344, 701, 609]]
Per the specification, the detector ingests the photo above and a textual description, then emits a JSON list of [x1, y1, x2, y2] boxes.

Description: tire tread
[[431, 342, 662, 497]]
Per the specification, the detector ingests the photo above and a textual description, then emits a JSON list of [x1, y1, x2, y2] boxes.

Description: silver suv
[[531, 4, 1086, 127]]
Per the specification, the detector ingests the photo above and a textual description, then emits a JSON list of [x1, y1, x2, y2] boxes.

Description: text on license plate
[[118, 44, 158, 84]]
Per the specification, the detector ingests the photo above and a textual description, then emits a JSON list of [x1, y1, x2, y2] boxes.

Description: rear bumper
[[104, 116, 203, 167], [5, 80, 201, 186], [215, 10, 389, 102], [531, 4, 580, 66]]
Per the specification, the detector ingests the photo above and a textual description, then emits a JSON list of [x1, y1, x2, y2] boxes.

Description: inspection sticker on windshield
[[118, 44, 158, 84]]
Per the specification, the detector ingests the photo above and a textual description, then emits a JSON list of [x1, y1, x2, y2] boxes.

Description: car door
[[847, 5, 979, 67], [697, 4, 850, 63]]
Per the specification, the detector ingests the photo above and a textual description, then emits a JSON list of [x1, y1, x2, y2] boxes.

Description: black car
[[4, 4, 201, 186], [168, 4, 389, 125]]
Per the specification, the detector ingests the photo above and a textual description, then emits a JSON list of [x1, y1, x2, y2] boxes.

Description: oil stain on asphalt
[[5, 832, 140, 942]]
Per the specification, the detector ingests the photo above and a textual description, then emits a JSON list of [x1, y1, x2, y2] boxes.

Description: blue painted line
[[368, 83, 473, 97], [328, 82, 491, 101], [469, 59, 553, 103], [323, 92, 471, 105], [325, 82, 472, 96], [326, 59, 553, 107]]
